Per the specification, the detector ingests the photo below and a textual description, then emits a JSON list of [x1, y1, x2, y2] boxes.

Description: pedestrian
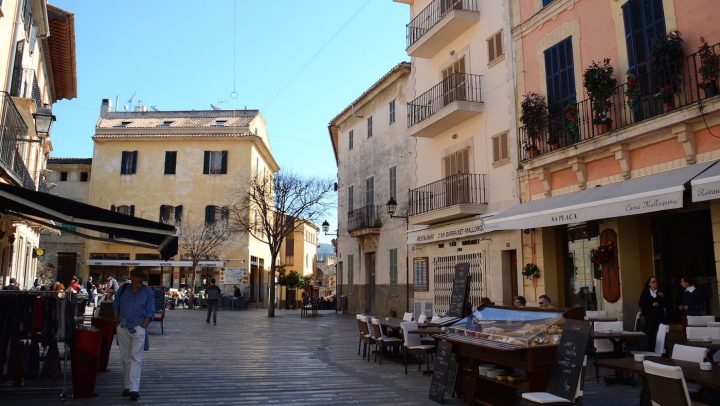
[[233, 285, 241, 298], [205, 278, 221, 325], [107, 275, 120, 300], [33, 275, 43, 289], [638, 275, 666, 351], [86, 277, 95, 307], [538, 294, 552, 308], [113, 268, 155, 401], [3, 277, 19, 290], [70, 276, 81, 294], [512, 295, 526, 307], [678, 275, 706, 316]]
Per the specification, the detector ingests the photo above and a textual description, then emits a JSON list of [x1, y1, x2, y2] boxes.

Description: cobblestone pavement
[[1, 308, 642, 405]]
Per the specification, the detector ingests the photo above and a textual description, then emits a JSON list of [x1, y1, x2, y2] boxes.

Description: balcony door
[[442, 57, 466, 105], [544, 37, 576, 145], [443, 148, 470, 206]]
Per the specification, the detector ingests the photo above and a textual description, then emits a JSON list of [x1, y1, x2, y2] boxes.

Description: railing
[[408, 73, 482, 128], [0, 92, 35, 190], [406, 0, 479, 49], [520, 41, 720, 161], [409, 173, 486, 216], [347, 205, 382, 233]]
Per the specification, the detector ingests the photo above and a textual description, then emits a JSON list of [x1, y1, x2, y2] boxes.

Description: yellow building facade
[[84, 100, 279, 304]]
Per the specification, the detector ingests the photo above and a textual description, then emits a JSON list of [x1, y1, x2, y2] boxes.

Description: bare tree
[[178, 217, 234, 289], [230, 171, 334, 317]]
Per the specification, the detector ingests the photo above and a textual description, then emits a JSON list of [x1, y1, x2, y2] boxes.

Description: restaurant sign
[[691, 175, 720, 202], [407, 218, 485, 245], [86, 260, 225, 267]]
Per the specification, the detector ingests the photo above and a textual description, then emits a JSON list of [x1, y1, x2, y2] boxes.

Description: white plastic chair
[[671, 344, 709, 363], [686, 315, 716, 326], [400, 321, 435, 374], [430, 315, 441, 323], [686, 326, 720, 340], [417, 313, 427, 324], [402, 312, 414, 321], [592, 321, 624, 382], [633, 311, 642, 331], [632, 324, 670, 357], [585, 310, 609, 320]]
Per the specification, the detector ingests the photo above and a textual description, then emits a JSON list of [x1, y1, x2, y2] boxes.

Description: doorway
[[56, 252, 76, 285], [501, 249, 517, 305], [365, 252, 376, 314]]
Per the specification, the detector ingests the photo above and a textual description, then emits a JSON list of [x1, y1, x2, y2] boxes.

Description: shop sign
[[223, 267, 246, 285], [86, 259, 225, 267], [407, 219, 485, 244]]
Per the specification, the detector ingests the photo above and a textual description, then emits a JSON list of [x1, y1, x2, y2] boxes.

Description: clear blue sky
[[49, 0, 409, 243]]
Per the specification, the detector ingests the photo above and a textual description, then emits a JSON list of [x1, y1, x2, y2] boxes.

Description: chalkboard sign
[[447, 263, 470, 318], [429, 340, 456, 404], [413, 257, 429, 291], [545, 319, 591, 401], [152, 288, 165, 311]]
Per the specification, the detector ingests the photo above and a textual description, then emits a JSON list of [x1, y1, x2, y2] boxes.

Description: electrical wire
[[261, 0, 372, 110], [699, 100, 720, 139]]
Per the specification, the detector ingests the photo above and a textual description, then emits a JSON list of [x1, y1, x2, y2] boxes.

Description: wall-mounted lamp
[[17, 107, 56, 143], [385, 197, 408, 219], [321, 220, 338, 236]]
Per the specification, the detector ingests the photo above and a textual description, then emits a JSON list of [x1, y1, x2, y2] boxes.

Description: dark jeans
[[206, 301, 218, 323]]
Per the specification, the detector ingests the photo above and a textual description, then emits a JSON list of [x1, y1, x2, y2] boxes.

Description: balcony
[[520, 41, 720, 162], [347, 205, 382, 236], [0, 92, 35, 190], [407, 73, 483, 138], [408, 173, 487, 225], [406, 0, 480, 58]]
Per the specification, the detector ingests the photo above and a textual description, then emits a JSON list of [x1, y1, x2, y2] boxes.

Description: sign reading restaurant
[[86, 260, 225, 267], [408, 219, 485, 244]]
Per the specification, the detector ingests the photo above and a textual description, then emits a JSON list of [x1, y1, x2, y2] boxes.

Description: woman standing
[[638, 276, 666, 351]]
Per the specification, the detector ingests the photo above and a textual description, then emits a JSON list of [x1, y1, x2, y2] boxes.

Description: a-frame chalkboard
[[447, 263, 471, 318], [545, 319, 591, 401], [428, 340, 457, 404]]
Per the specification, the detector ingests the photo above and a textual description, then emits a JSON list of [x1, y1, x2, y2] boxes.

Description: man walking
[[107, 275, 119, 300], [113, 268, 155, 401], [85, 277, 95, 307], [205, 278, 221, 325]]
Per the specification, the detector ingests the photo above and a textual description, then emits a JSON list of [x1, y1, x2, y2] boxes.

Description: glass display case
[[447, 306, 564, 348]]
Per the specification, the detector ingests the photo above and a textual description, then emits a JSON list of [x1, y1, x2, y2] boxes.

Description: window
[[203, 151, 227, 174], [114, 121, 132, 128], [389, 100, 396, 124], [623, 0, 667, 108], [347, 254, 354, 287], [160, 205, 183, 224], [286, 238, 294, 256], [348, 185, 354, 213], [365, 176, 374, 207], [442, 57, 467, 103], [443, 148, 470, 176], [389, 166, 397, 199], [367, 116, 373, 138], [205, 205, 229, 226], [120, 151, 137, 175], [113, 205, 135, 216], [492, 133, 509, 163], [487, 30, 504, 65], [349, 130, 353, 150], [389, 248, 398, 297], [542, 0, 555, 6], [211, 120, 228, 126], [80, 171, 89, 182], [164, 151, 177, 175], [157, 120, 174, 127], [544, 37, 576, 120], [60, 171, 68, 181]]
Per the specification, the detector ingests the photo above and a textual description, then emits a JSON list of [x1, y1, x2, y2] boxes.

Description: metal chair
[[643, 360, 709, 406], [400, 321, 435, 374], [370, 318, 402, 365]]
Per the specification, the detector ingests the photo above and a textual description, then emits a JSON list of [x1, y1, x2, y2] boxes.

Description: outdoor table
[[682, 339, 720, 363], [595, 356, 720, 405], [587, 316, 618, 321], [592, 330, 646, 385]]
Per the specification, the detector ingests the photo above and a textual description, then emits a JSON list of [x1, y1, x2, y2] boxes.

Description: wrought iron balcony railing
[[347, 205, 382, 233], [406, 0, 479, 49], [520, 41, 720, 161], [0, 91, 35, 190], [407, 72, 482, 128], [409, 173, 486, 216]]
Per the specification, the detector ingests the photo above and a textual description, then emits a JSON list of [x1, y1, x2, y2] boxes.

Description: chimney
[[101, 99, 111, 117]]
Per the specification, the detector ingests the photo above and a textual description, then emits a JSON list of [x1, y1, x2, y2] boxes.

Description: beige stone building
[[38, 158, 91, 283], [394, 0, 522, 314], [84, 100, 279, 304], [0, 0, 76, 288], [278, 218, 319, 307]]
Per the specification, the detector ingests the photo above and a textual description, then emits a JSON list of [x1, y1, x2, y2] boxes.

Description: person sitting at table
[[513, 295, 526, 307], [538, 294, 552, 308], [639, 275, 667, 351], [678, 275, 706, 316]]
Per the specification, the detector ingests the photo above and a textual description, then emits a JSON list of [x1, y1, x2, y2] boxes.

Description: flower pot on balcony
[[593, 117, 612, 135], [662, 102, 673, 112], [703, 82, 719, 98], [526, 148, 540, 158]]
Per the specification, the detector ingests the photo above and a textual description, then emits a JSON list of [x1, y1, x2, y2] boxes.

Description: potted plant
[[590, 241, 615, 279], [522, 263, 540, 280], [563, 101, 579, 144], [626, 71, 640, 110], [583, 58, 617, 134], [698, 36, 719, 98], [520, 92, 548, 156], [651, 30, 684, 110]]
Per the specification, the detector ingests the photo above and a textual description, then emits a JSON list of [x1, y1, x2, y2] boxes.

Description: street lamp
[[385, 197, 410, 313], [321, 220, 337, 236], [33, 107, 56, 137], [386, 197, 407, 219]]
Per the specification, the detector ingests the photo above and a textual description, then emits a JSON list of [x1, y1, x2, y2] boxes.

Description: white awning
[[484, 161, 717, 231], [691, 161, 720, 202], [86, 260, 224, 267]]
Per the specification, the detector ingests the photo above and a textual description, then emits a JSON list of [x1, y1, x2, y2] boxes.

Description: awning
[[691, 160, 720, 202], [0, 182, 178, 258], [485, 160, 718, 231]]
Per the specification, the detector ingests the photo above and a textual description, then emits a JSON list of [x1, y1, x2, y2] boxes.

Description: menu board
[[413, 257, 429, 291], [447, 263, 470, 318], [428, 340, 456, 404], [545, 319, 591, 400]]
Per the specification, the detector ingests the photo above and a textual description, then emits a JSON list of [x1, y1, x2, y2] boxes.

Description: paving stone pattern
[[1, 308, 642, 405]]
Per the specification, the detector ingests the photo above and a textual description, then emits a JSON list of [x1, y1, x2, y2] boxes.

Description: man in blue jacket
[[679, 276, 706, 316], [113, 268, 155, 401]]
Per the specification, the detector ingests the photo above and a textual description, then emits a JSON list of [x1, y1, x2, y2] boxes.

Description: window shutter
[[159, 205, 167, 222], [220, 151, 228, 174], [495, 31, 503, 58], [488, 35, 495, 63], [500, 133, 509, 160], [492, 137, 500, 162], [203, 151, 210, 174], [111, 205, 116, 212], [130, 205, 135, 216], [130, 152, 137, 174], [175, 205, 183, 223], [459, 149, 469, 173], [205, 206, 214, 225], [544, 37, 575, 118], [120, 152, 128, 174]]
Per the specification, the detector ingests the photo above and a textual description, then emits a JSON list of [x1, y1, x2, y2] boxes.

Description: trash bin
[[91, 317, 116, 373], [340, 295, 348, 315], [72, 326, 102, 398]]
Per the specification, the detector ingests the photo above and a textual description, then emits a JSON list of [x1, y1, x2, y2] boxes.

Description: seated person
[[513, 295, 527, 307], [538, 294, 552, 308]]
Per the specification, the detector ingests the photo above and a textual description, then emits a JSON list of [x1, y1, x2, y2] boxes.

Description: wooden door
[[56, 252, 76, 285], [600, 229, 621, 303]]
